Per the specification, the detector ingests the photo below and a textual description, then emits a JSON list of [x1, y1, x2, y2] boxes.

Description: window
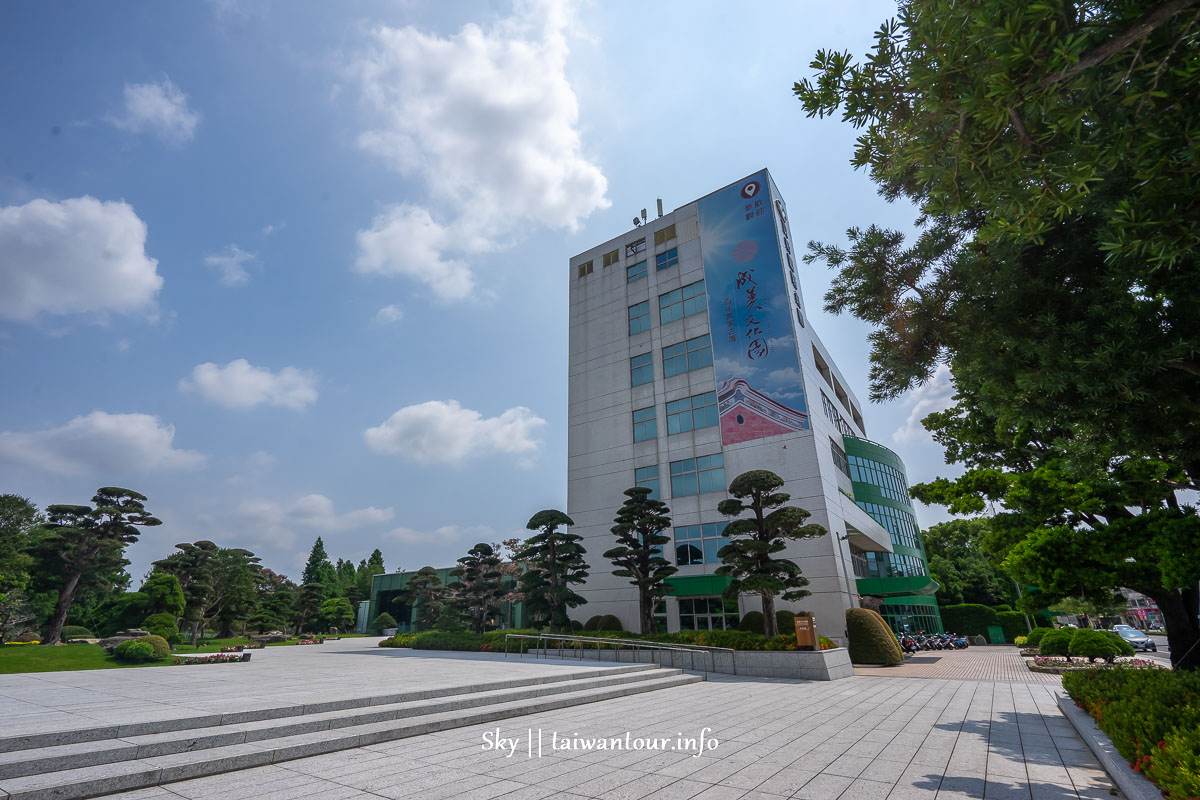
[[662, 334, 712, 378], [670, 453, 725, 496], [626, 260, 647, 283], [865, 551, 927, 579], [656, 247, 679, 270], [628, 301, 650, 335], [652, 600, 668, 633], [674, 522, 729, 565], [633, 407, 657, 442], [630, 353, 654, 387], [577, 260, 593, 278], [857, 501, 921, 549], [602, 249, 620, 268], [653, 224, 677, 246], [659, 280, 706, 325], [812, 345, 833, 385], [822, 391, 854, 437], [848, 456, 911, 504], [666, 391, 718, 435], [678, 596, 738, 631], [831, 440, 850, 479], [635, 465, 660, 500], [849, 546, 869, 579], [626, 238, 646, 258]]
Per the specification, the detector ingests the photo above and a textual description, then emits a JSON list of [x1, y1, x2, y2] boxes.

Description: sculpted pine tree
[[450, 543, 505, 634], [605, 487, 676, 635], [294, 582, 325, 635], [520, 510, 588, 633], [715, 471, 826, 638], [401, 566, 449, 631], [37, 488, 161, 646]]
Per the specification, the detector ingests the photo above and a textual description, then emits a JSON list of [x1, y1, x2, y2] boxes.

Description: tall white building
[[567, 169, 906, 642]]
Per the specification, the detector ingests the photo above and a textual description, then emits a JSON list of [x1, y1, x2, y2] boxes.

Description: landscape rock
[[99, 629, 152, 651], [249, 631, 288, 644]]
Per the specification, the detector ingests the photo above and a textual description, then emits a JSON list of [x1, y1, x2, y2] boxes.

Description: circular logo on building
[[740, 180, 761, 199], [733, 240, 758, 263]]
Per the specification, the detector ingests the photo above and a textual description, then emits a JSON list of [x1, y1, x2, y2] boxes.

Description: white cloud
[[355, 205, 475, 301], [108, 77, 200, 144], [0, 196, 162, 323], [384, 524, 494, 545], [363, 399, 546, 467], [373, 304, 404, 324], [713, 357, 758, 379], [350, 0, 608, 300], [260, 223, 285, 236], [0, 411, 205, 476], [180, 359, 318, 410], [205, 245, 256, 287], [235, 493, 394, 549], [892, 364, 956, 444]]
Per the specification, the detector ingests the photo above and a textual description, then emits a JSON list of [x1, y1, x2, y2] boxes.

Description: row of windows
[[848, 455, 910, 503], [830, 440, 850, 479], [577, 224, 677, 282], [631, 335, 713, 386], [636, 392, 719, 441], [678, 596, 738, 631], [674, 522, 729, 566], [879, 606, 943, 635], [627, 245, 680, 283], [863, 551, 927, 579], [857, 501, 921, 550], [628, 280, 706, 334], [633, 453, 727, 500], [821, 391, 854, 437]]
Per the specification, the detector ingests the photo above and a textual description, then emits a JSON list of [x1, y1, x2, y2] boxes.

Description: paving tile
[[794, 773, 854, 800]]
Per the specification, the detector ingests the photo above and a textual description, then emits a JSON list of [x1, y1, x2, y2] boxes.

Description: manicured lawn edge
[[1055, 695, 1161, 800]]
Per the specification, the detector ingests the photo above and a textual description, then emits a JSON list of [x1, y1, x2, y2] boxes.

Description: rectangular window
[[630, 353, 653, 387], [626, 260, 647, 283], [831, 440, 851, 479], [633, 407, 657, 442], [656, 247, 679, 270], [653, 224, 677, 246], [659, 280, 705, 325], [673, 522, 729, 565], [670, 453, 725, 497], [602, 249, 620, 268], [577, 260, 593, 278], [635, 465, 660, 500], [628, 301, 650, 335], [665, 391, 719, 435], [626, 238, 646, 258], [678, 596, 738, 631], [662, 334, 713, 378]]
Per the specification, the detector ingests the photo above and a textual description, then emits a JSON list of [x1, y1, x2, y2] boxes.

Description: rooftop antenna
[[656, 199, 664, 218], [640, 208, 647, 224]]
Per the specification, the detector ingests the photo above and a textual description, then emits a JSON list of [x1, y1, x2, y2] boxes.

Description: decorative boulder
[[249, 631, 288, 644], [99, 629, 152, 651]]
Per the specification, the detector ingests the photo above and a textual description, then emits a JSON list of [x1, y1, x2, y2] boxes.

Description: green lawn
[[0, 633, 375, 674]]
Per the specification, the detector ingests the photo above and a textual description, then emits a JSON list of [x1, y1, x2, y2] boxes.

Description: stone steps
[[0, 665, 700, 800]]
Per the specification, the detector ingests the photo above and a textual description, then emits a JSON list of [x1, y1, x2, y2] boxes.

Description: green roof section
[[842, 436, 908, 476], [665, 574, 733, 597], [856, 576, 940, 598]]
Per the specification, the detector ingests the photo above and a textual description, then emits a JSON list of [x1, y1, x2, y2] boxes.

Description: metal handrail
[[503, 633, 735, 678]]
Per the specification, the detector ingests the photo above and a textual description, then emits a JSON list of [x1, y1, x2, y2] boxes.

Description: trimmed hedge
[[738, 611, 765, 634], [582, 616, 603, 631], [845, 608, 903, 665], [1025, 626, 1053, 647], [596, 615, 623, 632], [775, 610, 796, 633], [938, 604, 999, 637], [377, 627, 844, 653], [997, 611, 1029, 643], [1063, 668, 1200, 799], [60, 625, 94, 641], [1039, 628, 1074, 657], [113, 640, 156, 662]]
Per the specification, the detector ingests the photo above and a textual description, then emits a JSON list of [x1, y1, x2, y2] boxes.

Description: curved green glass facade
[[842, 437, 943, 634]]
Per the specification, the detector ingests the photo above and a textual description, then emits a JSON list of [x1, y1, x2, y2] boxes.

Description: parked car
[[1117, 629, 1157, 652], [1111, 624, 1134, 631]]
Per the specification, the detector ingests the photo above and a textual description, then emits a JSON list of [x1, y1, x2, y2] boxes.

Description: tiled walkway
[[107, 675, 1120, 800], [854, 648, 1061, 684]]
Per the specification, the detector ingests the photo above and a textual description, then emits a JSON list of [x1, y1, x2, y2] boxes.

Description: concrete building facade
[[567, 169, 938, 642]]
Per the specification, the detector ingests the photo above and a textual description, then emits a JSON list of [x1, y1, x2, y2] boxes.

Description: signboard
[[697, 170, 810, 445], [794, 614, 817, 649]]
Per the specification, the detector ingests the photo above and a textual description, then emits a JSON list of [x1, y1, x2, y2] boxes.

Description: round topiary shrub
[[582, 615, 603, 631], [1038, 628, 1074, 657], [1103, 630, 1135, 658], [370, 612, 398, 632], [141, 614, 182, 646], [1068, 628, 1119, 663], [570, 618, 584, 632], [113, 640, 156, 663], [775, 610, 796, 634], [845, 608, 904, 665], [596, 614, 623, 631], [1025, 626, 1053, 647], [60, 625, 94, 641], [135, 634, 171, 659], [738, 611, 765, 634]]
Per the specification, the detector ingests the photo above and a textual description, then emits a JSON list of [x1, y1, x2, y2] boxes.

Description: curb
[[1055, 695, 1162, 800]]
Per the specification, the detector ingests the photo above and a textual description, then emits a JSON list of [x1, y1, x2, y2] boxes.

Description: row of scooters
[[897, 631, 969, 653]]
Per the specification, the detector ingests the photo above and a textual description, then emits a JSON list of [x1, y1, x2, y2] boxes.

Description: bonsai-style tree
[[715, 470, 827, 638], [605, 487, 676, 635], [401, 566, 450, 631], [36, 488, 161, 646], [450, 543, 505, 634], [519, 510, 588, 633], [294, 582, 326, 635], [319, 597, 355, 632]]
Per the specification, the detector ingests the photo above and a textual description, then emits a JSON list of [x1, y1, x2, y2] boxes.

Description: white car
[[1111, 624, 1134, 631]]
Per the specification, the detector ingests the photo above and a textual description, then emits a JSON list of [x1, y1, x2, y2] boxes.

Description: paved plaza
[[853, 648, 1062, 684], [0, 640, 1118, 800]]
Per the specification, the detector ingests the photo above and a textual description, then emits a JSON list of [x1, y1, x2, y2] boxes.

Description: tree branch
[[1041, 0, 1200, 88], [1007, 107, 1038, 150], [1167, 358, 1200, 377]]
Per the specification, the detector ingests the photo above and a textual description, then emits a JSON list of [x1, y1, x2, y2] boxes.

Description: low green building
[[367, 568, 528, 632], [843, 436, 943, 634]]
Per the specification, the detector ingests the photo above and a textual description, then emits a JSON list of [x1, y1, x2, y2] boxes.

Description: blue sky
[[0, 0, 958, 583]]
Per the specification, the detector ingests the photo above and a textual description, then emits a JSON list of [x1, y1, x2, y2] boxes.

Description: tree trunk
[[638, 590, 654, 636], [190, 619, 201, 648], [218, 620, 235, 638], [1153, 588, 1200, 671], [41, 572, 83, 645], [762, 593, 777, 638]]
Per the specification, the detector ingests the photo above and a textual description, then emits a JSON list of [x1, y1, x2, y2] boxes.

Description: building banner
[[696, 170, 809, 445]]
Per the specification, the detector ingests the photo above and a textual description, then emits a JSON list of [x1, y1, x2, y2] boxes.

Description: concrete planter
[[1056, 696, 1161, 800], [527, 646, 853, 681]]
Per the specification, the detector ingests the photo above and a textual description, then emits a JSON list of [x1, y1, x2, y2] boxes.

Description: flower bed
[[1026, 655, 1164, 674], [172, 653, 249, 665], [379, 628, 840, 654], [244, 642, 264, 650], [1063, 667, 1200, 800], [297, 638, 325, 645], [1019, 647, 1039, 657], [220, 645, 244, 653]]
